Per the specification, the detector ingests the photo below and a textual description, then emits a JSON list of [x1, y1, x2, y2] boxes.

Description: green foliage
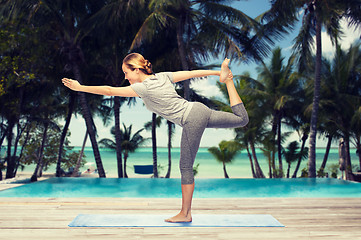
[[208, 140, 242, 165], [317, 168, 327, 178], [328, 164, 339, 179], [0, 22, 40, 98], [99, 124, 147, 154], [193, 163, 200, 177], [1, 0, 360, 180], [157, 164, 165, 176], [20, 126, 85, 171], [300, 167, 308, 178], [283, 141, 308, 164]]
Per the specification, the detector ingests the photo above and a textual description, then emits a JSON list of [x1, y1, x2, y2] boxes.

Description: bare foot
[[220, 58, 231, 83], [225, 71, 233, 83], [164, 212, 192, 223]]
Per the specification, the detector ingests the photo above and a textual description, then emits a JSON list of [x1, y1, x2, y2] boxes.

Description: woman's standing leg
[[165, 103, 211, 223], [165, 58, 246, 223]]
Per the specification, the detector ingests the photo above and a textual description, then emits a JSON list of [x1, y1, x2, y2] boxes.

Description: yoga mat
[[69, 214, 284, 227]]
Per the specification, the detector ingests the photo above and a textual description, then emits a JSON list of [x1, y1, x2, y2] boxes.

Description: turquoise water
[[1, 177, 360, 198], [15, 147, 354, 178]]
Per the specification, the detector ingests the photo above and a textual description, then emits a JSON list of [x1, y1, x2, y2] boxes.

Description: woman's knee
[[180, 168, 194, 185]]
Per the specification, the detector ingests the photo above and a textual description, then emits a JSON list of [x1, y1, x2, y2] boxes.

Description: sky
[[67, 0, 361, 148]]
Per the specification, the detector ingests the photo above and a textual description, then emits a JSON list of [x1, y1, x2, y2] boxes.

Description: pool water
[[0, 178, 360, 198]]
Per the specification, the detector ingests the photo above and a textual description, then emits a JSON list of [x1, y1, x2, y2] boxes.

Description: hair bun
[[144, 60, 153, 74], [123, 53, 153, 75], [145, 60, 151, 67]]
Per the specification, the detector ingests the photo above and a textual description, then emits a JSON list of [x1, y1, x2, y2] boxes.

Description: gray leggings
[[180, 102, 249, 184]]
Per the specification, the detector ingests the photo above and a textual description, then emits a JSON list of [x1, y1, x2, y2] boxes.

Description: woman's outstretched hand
[[62, 78, 81, 91], [220, 58, 231, 83]]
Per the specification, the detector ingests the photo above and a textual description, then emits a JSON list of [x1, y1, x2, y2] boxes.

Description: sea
[[14, 147, 359, 178]]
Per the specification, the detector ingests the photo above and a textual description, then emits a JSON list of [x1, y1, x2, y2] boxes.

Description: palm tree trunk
[[7, 88, 24, 179], [176, 15, 190, 100], [319, 135, 332, 173], [344, 134, 353, 180], [271, 113, 277, 178], [12, 123, 23, 165], [114, 96, 123, 178], [152, 113, 158, 178], [72, 63, 106, 178], [31, 147, 41, 182], [292, 133, 308, 178], [5, 87, 24, 179], [223, 162, 229, 178], [71, 131, 88, 177], [250, 140, 265, 178], [38, 161, 44, 177], [356, 141, 361, 171], [287, 163, 291, 178], [246, 145, 256, 178], [308, 14, 322, 178], [5, 119, 15, 179], [56, 93, 76, 177], [165, 121, 172, 178], [277, 114, 283, 177], [31, 123, 48, 182], [0, 128, 5, 149], [16, 123, 31, 176], [268, 157, 273, 178], [124, 152, 128, 178]]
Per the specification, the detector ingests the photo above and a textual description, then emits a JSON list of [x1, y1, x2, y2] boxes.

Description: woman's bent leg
[[206, 103, 249, 128]]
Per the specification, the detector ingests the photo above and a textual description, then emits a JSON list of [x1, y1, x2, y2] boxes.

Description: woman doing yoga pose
[[62, 53, 248, 223]]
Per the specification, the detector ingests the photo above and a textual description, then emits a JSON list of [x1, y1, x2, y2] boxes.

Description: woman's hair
[[123, 53, 153, 75]]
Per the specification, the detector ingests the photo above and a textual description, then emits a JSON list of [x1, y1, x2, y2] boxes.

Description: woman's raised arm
[[62, 78, 139, 97], [171, 70, 220, 83], [171, 58, 230, 83]]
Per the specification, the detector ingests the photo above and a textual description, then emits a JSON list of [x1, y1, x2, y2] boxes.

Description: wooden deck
[[0, 197, 360, 239]]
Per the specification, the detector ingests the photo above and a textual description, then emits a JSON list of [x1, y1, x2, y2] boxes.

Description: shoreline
[[0, 171, 229, 185]]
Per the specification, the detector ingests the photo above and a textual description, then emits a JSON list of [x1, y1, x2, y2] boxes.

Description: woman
[[62, 53, 248, 223]]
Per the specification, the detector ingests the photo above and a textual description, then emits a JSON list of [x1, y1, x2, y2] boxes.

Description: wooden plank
[[0, 197, 360, 240]]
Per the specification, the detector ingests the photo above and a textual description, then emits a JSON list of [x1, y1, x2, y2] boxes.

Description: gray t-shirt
[[130, 72, 193, 126]]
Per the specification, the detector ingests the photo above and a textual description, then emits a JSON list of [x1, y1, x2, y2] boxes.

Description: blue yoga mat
[[69, 214, 284, 227]]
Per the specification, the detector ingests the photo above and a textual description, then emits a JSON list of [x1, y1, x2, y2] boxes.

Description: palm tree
[[266, 0, 361, 177], [99, 124, 147, 178], [131, 0, 272, 100], [28, 88, 63, 181], [71, 131, 88, 177], [1, 0, 108, 177], [208, 140, 242, 178], [254, 48, 303, 177], [260, 133, 277, 178], [292, 123, 310, 178], [165, 120, 175, 178], [0, 17, 61, 179], [319, 44, 361, 179], [351, 107, 361, 170], [282, 141, 308, 178], [87, 0, 147, 178], [30, 120, 60, 182], [344, 45, 361, 175], [144, 114, 162, 178], [215, 74, 266, 178]]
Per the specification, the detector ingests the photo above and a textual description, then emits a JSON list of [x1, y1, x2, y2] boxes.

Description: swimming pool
[[0, 178, 360, 198]]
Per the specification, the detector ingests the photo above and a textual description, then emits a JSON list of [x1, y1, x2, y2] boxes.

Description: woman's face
[[122, 64, 139, 85]]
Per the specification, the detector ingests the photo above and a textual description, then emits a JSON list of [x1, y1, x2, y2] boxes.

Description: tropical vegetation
[[99, 124, 147, 178], [0, 0, 360, 181], [208, 140, 242, 178]]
